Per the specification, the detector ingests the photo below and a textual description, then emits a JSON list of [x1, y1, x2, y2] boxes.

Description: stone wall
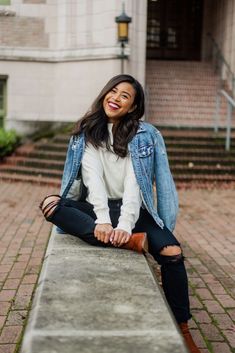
[[0, 16, 48, 48], [23, 0, 46, 3], [0, 0, 147, 134]]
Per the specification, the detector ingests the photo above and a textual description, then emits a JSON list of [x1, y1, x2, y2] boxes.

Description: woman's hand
[[94, 224, 113, 243], [110, 229, 131, 247]]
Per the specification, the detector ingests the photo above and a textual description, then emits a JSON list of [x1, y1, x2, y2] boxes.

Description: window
[[0, 78, 7, 128], [0, 0, 11, 5]]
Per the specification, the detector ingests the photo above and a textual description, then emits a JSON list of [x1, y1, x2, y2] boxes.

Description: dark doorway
[[147, 0, 203, 60], [0, 78, 7, 128]]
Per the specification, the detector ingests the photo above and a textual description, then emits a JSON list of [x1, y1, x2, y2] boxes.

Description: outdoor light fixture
[[115, 3, 132, 74]]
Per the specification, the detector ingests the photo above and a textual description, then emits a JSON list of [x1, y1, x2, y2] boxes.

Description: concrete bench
[[21, 227, 188, 353]]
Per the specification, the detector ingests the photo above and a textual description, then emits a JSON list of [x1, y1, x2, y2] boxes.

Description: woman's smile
[[107, 101, 120, 110], [103, 82, 136, 123]]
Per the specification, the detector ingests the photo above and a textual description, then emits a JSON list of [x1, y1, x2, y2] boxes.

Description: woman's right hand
[[94, 224, 113, 244]]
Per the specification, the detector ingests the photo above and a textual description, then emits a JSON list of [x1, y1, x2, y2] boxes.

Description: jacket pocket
[[138, 145, 154, 158]]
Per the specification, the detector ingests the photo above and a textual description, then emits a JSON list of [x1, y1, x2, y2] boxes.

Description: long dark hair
[[72, 74, 145, 157]]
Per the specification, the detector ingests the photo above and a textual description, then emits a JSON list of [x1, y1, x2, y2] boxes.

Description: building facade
[[0, 0, 234, 134]]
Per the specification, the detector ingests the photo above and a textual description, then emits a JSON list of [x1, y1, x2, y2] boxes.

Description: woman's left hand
[[110, 229, 131, 247]]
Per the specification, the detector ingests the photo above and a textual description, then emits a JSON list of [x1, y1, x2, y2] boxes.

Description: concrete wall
[[0, 0, 147, 134]]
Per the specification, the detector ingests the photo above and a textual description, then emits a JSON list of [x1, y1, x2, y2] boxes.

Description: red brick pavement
[[0, 182, 235, 353], [0, 181, 56, 353], [176, 189, 235, 353]]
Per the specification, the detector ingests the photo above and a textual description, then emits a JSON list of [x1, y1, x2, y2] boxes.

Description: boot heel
[[142, 233, 149, 253]]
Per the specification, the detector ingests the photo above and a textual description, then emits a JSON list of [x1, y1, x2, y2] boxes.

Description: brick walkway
[[0, 181, 56, 353], [0, 181, 235, 353], [176, 189, 235, 353]]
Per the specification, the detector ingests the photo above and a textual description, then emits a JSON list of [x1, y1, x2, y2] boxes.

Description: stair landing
[[146, 60, 235, 128]]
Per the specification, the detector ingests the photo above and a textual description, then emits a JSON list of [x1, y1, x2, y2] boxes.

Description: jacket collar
[[137, 122, 146, 134]]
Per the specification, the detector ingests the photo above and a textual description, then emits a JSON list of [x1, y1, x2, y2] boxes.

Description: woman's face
[[102, 82, 136, 123]]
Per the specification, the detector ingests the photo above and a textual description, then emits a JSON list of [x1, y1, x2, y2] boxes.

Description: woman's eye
[[122, 95, 128, 99]]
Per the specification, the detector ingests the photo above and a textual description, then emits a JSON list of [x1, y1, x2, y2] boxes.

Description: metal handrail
[[207, 33, 235, 96], [215, 89, 235, 151]]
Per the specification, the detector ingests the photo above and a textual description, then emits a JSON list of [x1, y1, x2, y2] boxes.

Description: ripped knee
[[160, 245, 182, 256], [39, 194, 61, 219], [160, 245, 184, 265]]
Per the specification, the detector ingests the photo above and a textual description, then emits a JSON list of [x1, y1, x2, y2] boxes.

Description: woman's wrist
[[116, 221, 132, 235]]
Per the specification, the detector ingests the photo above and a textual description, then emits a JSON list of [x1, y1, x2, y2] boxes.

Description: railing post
[[214, 91, 221, 133], [226, 102, 232, 151], [232, 76, 235, 97]]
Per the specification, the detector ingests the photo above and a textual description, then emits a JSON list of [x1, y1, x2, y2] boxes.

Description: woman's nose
[[113, 93, 120, 101]]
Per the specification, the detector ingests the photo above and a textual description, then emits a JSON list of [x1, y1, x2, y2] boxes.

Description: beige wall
[[2, 59, 123, 133], [0, 0, 147, 134]]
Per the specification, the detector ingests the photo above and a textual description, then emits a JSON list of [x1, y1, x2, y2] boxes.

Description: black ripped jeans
[[42, 197, 191, 324]]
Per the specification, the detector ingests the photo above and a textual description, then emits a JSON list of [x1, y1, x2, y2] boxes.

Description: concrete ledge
[[21, 227, 188, 353]]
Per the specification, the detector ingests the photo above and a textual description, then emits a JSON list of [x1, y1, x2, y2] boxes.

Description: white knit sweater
[[81, 123, 142, 234]]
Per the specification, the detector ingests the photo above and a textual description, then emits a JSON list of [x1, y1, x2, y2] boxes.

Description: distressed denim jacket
[[60, 122, 178, 232]]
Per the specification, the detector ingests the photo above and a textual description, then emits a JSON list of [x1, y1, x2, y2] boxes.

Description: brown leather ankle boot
[[179, 322, 201, 353], [122, 232, 148, 253]]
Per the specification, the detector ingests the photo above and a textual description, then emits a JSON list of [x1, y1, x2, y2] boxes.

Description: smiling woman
[[39, 74, 201, 353], [102, 82, 136, 123]]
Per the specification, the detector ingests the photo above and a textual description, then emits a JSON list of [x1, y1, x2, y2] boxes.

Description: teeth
[[109, 102, 119, 109]]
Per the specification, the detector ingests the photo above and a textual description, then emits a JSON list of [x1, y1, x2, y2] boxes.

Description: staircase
[[0, 134, 68, 187], [1, 128, 235, 188], [162, 127, 235, 187], [1, 60, 235, 187], [146, 60, 235, 128]]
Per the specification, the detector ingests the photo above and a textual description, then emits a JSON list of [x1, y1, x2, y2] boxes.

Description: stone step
[[149, 107, 221, 115], [169, 156, 235, 166], [165, 140, 235, 148], [147, 68, 218, 73], [148, 74, 217, 79], [3, 156, 65, 170], [16, 149, 66, 160], [148, 83, 218, 90], [36, 142, 68, 152], [0, 172, 61, 187], [171, 164, 235, 174], [146, 60, 226, 127], [167, 147, 235, 156], [161, 128, 235, 139], [0, 165, 62, 178], [53, 135, 71, 144], [174, 173, 235, 182], [148, 117, 232, 128], [2, 126, 235, 186], [153, 100, 220, 108]]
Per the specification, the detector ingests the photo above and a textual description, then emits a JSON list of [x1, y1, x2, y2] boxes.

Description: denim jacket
[[60, 122, 178, 232]]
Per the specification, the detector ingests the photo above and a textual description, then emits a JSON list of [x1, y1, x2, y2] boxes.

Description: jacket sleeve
[[154, 130, 179, 231], [60, 136, 74, 196]]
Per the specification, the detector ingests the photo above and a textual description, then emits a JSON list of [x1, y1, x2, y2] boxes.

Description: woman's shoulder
[[139, 121, 161, 135]]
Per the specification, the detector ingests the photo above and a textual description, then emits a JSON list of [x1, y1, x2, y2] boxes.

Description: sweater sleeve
[[116, 159, 142, 234], [81, 144, 111, 225]]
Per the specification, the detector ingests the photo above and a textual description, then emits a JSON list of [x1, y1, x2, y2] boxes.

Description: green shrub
[[0, 129, 20, 157]]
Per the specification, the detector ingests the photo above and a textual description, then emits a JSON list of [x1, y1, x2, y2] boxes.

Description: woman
[[40, 74, 200, 353]]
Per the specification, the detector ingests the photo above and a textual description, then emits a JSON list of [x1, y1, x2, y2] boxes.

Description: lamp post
[[115, 3, 132, 74]]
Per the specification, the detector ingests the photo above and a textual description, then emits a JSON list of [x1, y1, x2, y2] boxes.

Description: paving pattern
[[176, 189, 235, 353], [0, 182, 56, 353], [0, 181, 235, 353]]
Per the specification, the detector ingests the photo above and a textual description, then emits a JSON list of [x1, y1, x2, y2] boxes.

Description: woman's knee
[[160, 245, 182, 256], [39, 195, 61, 219], [159, 245, 184, 265]]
